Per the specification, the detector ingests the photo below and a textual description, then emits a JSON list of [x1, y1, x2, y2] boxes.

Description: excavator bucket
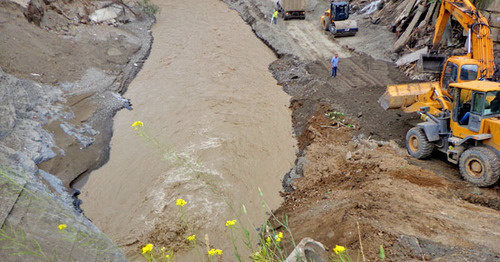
[[418, 54, 446, 73], [378, 82, 438, 110]]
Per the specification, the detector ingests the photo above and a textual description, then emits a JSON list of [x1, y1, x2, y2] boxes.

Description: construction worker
[[272, 9, 278, 24], [331, 53, 339, 77]]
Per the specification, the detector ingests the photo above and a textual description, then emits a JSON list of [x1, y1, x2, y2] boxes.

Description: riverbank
[[0, 0, 155, 259]]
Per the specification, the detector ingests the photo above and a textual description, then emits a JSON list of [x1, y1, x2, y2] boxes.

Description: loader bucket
[[418, 54, 446, 73], [378, 82, 438, 110]]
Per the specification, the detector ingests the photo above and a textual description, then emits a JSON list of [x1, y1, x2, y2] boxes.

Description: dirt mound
[[274, 109, 500, 261]]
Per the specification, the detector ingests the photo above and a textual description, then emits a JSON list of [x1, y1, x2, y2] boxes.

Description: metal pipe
[[467, 28, 471, 54]]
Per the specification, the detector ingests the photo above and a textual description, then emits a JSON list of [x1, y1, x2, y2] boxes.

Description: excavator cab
[[440, 57, 480, 98], [321, 1, 358, 36]]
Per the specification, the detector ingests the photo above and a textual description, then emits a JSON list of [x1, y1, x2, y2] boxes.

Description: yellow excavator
[[379, 0, 500, 186], [321, 1, 358, 37]]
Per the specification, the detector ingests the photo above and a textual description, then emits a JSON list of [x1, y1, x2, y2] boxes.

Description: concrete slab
[[396, 47, 429, 66]]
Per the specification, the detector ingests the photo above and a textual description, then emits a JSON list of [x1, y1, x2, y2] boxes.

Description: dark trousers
[[332, 66, 338, 77]]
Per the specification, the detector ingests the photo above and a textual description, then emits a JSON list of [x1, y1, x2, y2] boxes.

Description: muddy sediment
[[79, 0, 296, 259]]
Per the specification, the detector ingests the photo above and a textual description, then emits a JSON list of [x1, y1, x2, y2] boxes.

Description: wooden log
[[418, 1, 437, 29], [393, 4, 427, 52], [391, 0, 416, 29]]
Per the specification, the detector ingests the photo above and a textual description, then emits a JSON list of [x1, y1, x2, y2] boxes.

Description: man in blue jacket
[[331, 53, 339, 77]]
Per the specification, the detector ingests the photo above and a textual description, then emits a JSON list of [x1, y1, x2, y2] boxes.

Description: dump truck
[[321, 1, 358, 37], [277, 0, 306, 20], [379, 0, 499, 186]]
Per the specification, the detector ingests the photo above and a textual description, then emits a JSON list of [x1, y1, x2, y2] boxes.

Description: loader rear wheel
[[405, 127, 434, 159], [459, 147, 500, 187]]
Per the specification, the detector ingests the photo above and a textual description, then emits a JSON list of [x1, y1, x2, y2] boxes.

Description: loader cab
[[451, 81, 500, 133], [329, 2, 349, 22], [441, 57, 480, 98]]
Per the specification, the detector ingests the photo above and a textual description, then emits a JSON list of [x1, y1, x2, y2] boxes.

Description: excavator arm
[[432, 0, 495, 78]]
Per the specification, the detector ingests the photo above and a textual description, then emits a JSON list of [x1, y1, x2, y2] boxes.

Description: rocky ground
[[0, 0, 499, 260], [0, 0, 154, 260]]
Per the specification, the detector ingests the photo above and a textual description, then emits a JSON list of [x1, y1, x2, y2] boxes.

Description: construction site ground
[[227, 0, 500, 260], [0, 0, 499, 260]]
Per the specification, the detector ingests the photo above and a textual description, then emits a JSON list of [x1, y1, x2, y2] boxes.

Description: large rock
[[89, 5, 124, 23], [285, 237, 331, 262]]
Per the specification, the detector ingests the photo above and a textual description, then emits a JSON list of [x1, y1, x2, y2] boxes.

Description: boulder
[[89, 5, 124, 23], [285, 237, 331, 262]]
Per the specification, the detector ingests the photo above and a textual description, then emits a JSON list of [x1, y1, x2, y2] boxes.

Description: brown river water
[[80, 0, 296, 259]]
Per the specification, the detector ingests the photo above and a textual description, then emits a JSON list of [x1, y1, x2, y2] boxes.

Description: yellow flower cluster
[[58, 224, 67, 231], [333, 245, 346, 254], [225, 219, 237, 227], [266, 236, 272, 246], [187, 234, 196, 242], [176, 198, 187, 207], [142, 243, 154, 254], [132, 121, 144, 130], [275, 232, 283, 242], [208, 248, 223, 256]]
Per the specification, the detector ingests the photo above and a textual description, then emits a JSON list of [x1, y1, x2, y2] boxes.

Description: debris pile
[[361, 0, 499, 77], [24, 0, 145, 33]]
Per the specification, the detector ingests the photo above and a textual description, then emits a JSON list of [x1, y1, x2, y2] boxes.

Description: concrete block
[[396, 47, 429, 66]]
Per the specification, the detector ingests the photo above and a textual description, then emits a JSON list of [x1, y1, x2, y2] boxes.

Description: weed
[[137, 0, 160, 16]]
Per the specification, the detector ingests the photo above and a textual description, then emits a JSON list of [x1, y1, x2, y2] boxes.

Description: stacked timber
[[478, 0, 499, 61]]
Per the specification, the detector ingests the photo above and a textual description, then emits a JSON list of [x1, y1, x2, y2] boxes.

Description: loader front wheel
[[322, 18, 330, 31], [406, 127, 434, 159], [459, 147, 500, 187]]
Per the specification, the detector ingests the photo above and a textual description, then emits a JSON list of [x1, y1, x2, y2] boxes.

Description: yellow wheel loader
[[321, 1, 358, 37], [379, 0, 499, 186]]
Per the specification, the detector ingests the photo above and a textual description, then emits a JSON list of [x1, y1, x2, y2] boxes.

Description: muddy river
[[80, 0, 296, 259]]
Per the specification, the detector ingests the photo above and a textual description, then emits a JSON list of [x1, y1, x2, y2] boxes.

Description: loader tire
[[323, 19, 330, 31], [405, 127, 434, 159], [459, 147, 500, 187]]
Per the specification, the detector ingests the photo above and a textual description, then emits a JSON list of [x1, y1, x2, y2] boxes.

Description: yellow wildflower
[[132, 121, 144, 128], [58, 224, 67, 230], [278, 232, 283, 238], [187, 234, 196, 242], [142, 243, 154, 254], [266, 236, 272, 246], [333, 245, 346, 254], [176, 198, 187, 207], [208, 248, 223, 256], [225, 219, 237, 227], [166, 254, 170, 258]]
